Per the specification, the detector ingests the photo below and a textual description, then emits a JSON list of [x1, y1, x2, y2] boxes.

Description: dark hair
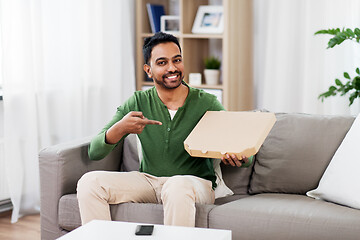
[[143, 32, 181, 65]]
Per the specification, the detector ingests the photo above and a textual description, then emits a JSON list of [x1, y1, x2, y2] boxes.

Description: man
[[77, 32, 250, 227]]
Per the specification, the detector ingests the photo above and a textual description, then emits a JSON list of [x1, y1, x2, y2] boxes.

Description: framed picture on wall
[[192, 6, 224, 34]]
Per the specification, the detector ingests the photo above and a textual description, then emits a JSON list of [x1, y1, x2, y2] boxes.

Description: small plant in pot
[[204, 56, 221, 85]]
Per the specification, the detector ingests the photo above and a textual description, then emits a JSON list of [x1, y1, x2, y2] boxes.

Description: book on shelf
[[146, 3, 165, 33]]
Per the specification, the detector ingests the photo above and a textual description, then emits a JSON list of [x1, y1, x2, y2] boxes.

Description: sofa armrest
[[39, 136, 123, 239]]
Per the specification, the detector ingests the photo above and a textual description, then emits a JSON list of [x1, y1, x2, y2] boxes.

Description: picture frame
[[161, 15, 180, 34], [192, 6, 224, 34]]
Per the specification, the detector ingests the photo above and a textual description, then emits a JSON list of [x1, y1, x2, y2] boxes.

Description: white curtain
[[0, 0, 135, 222], [254, 0, 360, 115]]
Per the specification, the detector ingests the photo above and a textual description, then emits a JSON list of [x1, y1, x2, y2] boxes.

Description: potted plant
[[317, 28, 360, 106], [204, 56, 221, 85]]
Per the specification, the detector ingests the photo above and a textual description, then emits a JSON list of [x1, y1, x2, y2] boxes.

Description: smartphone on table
[[135, 225, 154, 236]]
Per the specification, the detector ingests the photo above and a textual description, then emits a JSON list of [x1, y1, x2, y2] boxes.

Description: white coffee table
[[58, 220, 231, 240]]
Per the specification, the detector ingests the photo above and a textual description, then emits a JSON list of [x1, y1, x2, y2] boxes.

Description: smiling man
[[76, 32, 248, 227]]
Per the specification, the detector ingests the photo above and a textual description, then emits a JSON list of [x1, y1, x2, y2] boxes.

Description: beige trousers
[[77, 171, 215, 227]]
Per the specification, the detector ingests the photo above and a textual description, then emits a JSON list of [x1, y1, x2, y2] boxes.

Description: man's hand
[[221, 154, 249, 167], [120, 111, 162, 134], [105, 111, 162, 144]]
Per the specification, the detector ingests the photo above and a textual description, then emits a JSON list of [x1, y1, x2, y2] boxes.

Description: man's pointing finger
[[143, 119, 162, 125]]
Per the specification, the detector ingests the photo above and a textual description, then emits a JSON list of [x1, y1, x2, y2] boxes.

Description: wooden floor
[[0, 211, 40, 240]]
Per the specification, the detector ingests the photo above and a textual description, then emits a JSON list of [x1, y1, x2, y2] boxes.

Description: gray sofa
[[39, 113, 360, 240]]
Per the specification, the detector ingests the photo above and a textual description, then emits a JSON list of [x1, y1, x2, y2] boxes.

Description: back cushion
[[249, 113, 354, 195], [120, 134, 140, 172], [221, 159, 255, 195]]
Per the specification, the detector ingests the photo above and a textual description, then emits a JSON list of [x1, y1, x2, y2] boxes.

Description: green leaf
[[339, 32, 348, 39], [317, 27, 360, 48], [335, 79, 343, 86], [329, 86, 337, 92], [327, 38, 338, 48], [314, 30, 328, 35], [349, 92, 358, 106], [343, 84, 353, 94], [353, 76, 360, 90], [315, 28, 340, 35], [318, 93, 325, 100], [344, 72, 351, 79], [355, 28, 360, 37], [356, 68, 360, 75], [346, 28, 355, 37]]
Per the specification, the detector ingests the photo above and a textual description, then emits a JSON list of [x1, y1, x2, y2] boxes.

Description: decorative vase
[[204, 69, 220, 85]]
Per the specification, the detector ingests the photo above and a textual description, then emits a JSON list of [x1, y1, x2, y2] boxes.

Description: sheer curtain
[[0, 0, 135, 222], [254, 0, 360, 115]]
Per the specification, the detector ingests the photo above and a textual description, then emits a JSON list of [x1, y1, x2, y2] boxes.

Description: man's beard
[[154, 71, 184, 89]]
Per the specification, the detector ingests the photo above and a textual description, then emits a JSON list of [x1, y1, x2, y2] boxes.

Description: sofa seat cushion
[[58, 194, 217, 231], [208, 193, 360, 240], [214, 194, 250, 205], [250, 113, 354, 194]]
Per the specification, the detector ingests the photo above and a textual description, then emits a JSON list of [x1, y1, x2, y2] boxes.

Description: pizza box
[[184, 111, 276, 159]]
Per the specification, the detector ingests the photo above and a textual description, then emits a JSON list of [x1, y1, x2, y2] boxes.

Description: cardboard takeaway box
[[184, 111, 276, 159]]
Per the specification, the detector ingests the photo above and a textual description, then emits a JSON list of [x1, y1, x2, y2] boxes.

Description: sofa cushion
[[307, 114, 360, 209], [249, 113, 354, 194], [120, 134, 140, 172], [213, 194, 249, 205], [221, 159, 255, 195], [209, 193, 360, 240], [58, 194, 216, 231], [58, 194, 82, 231]]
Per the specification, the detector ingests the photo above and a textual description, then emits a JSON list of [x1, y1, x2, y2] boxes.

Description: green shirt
[[88, 82, 225, 188]]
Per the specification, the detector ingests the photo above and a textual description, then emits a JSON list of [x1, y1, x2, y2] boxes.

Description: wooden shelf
[[141, 33, 155, 38], [189, 84, 224, 90], [140, 82, 223, 90], [135, 0, 253, 111], [181, 34, 223, 39], [141, 32, 181, 38], [141, 33, 223, 39]]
